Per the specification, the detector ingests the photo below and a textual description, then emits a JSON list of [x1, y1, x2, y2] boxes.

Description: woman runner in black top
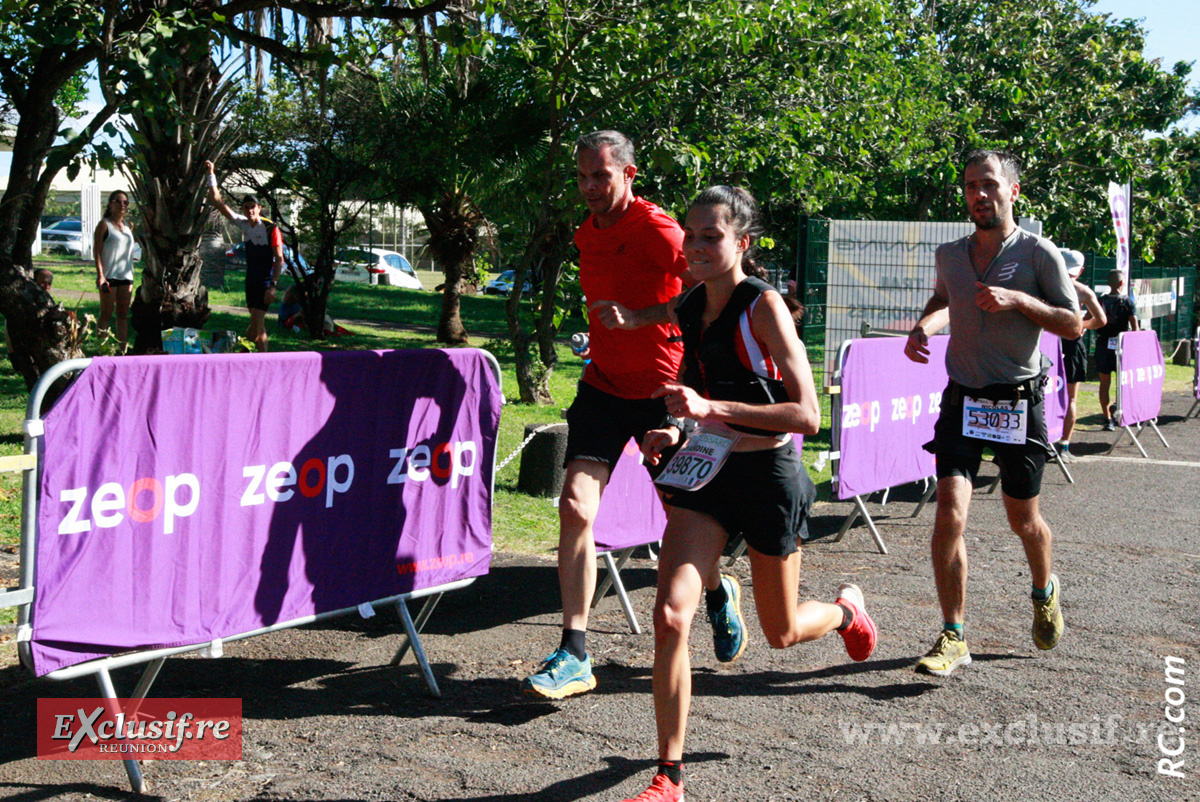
[[596, 186, 879, 802]]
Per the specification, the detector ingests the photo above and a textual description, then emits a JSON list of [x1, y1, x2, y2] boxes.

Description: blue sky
[[1089, 0, 1198, 101]]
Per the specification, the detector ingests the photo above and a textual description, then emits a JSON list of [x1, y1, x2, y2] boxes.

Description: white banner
[[824, 220, 972, 372], [1107, 181, 1131, 277]]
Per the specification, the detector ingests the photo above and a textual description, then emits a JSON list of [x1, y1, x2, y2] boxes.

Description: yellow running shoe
[[915, 630, 972, 677], [1032, 573, 1064, 650]]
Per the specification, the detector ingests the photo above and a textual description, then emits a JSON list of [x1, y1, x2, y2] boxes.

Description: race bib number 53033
[[962, 397, 1028, 445]]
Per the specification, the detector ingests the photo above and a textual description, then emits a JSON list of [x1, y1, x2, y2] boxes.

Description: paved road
[[1, 392, 1197, 801]]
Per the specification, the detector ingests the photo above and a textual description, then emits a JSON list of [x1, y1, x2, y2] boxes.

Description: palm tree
[[123, 30, 240, 352], [373, 65, 547, 346]]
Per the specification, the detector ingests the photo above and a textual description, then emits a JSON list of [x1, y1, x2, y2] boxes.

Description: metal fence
[[796, 216, 1198, 387]]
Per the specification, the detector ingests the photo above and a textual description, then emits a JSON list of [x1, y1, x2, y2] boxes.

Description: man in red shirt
[[522, 131, 747, 699]]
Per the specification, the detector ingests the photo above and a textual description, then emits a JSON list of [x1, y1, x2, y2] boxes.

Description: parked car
[[484, 269, 533, 297], [41, 218, 143, 262], [333, 247, 421, 290], [225, 242, 313, 276], [41, 218, 84, 256]]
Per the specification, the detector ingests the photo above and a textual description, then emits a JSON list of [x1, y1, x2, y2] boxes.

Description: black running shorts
[[926, 381, 1051, 501], [564, 381, 682, 479], [245, 268, 273, 313], [1061, 337, 1086, 384], [662, 441, 815, 557], [1094, 339, 1118, 374]]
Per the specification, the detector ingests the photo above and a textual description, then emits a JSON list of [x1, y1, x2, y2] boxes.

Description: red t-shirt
[[575, 197, 689, 399]]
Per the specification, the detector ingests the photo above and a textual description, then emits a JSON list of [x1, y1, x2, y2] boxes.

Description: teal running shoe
[[708, 574, 748, 663], [520, 649, 596, 699]]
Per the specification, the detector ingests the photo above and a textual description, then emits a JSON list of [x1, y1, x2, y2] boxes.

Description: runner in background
[[1095, 268, 1139, 431], [205, 159, 284, 352], [600, 186, 877, 802], [521, 131, 746, 701], [1056, 249, 1106, 461], [905, 149, 1081, 677]]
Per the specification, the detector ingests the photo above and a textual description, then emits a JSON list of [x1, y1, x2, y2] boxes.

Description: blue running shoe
[[520, 648, 596, 699], [708, 574, 748, 663]]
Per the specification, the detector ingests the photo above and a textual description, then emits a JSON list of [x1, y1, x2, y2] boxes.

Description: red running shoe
[[622, 773, 684, 802], [835, 583, 877, 661]]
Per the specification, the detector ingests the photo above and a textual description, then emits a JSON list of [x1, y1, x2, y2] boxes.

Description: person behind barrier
[[1055, 249, 1107, 461], [34, 268, 53, 292], [520, 131, 745, 701], [1095, 268, 1139, 431], [204, 159, 284, 352], [599, 186, 876, 802], [278, 284, 305, 331], [93, 190, 137, 352], [904, 149, 1081, 678]]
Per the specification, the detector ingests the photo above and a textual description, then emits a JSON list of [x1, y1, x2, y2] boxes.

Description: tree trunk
[[124, 28, 238, 352], [421, 192, 481, 346], [129, 250, 212, 353], [508, 204, 571, 404], [0, 85, 85, 388]]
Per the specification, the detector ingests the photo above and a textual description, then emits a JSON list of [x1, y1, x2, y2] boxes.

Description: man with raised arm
[[904, 149, 1081, 677], [205, 159, 284, 352], [521, 131, 747, 699]]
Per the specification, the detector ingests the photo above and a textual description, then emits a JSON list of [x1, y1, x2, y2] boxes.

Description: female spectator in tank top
[[93, 190, 137, 351]]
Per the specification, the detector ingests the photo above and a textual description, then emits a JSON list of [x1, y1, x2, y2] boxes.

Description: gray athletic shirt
[[934, 228, 1078, 388]]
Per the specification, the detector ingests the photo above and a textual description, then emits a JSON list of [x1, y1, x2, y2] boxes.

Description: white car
[[41, 218, 143, 261], [333, 247, 421, 289], [41, 219, 84, 256]]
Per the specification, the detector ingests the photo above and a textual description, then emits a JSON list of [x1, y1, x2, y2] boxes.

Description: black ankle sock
[[560, 628, 587, 661], [656, 760, 682, 785], [705, 582, 729, 613], [836, 602, 854, 631]]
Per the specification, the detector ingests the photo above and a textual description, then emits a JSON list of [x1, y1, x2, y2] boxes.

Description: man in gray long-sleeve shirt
[[904, 149, 1082, 677]]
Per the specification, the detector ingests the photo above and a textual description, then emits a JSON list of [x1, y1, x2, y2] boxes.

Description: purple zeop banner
[[1118, 331, 1165, 427], [1040, 333, 1069, 444], [31, 349, 502, 676], [836, 334, 1067, 500], [593, 439, 667, 553], [836, 335, 949, 500]]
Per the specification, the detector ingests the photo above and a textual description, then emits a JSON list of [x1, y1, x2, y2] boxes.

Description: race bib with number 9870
[[654, 428, 737, 492]]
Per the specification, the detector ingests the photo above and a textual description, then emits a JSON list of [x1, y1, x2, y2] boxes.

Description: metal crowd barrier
[[0, 350, 502, 793]]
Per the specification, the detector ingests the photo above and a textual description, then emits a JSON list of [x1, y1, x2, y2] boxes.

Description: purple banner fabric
[[32, 349, 501, 676], [1040, 333, 1069, 444], [593, 439, 667, 553], [837, 336, 948, 500], [1118, 331, 1165, 427]]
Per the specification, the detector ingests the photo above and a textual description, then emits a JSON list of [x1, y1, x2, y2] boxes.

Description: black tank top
[[675, 276, 790, 436]]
